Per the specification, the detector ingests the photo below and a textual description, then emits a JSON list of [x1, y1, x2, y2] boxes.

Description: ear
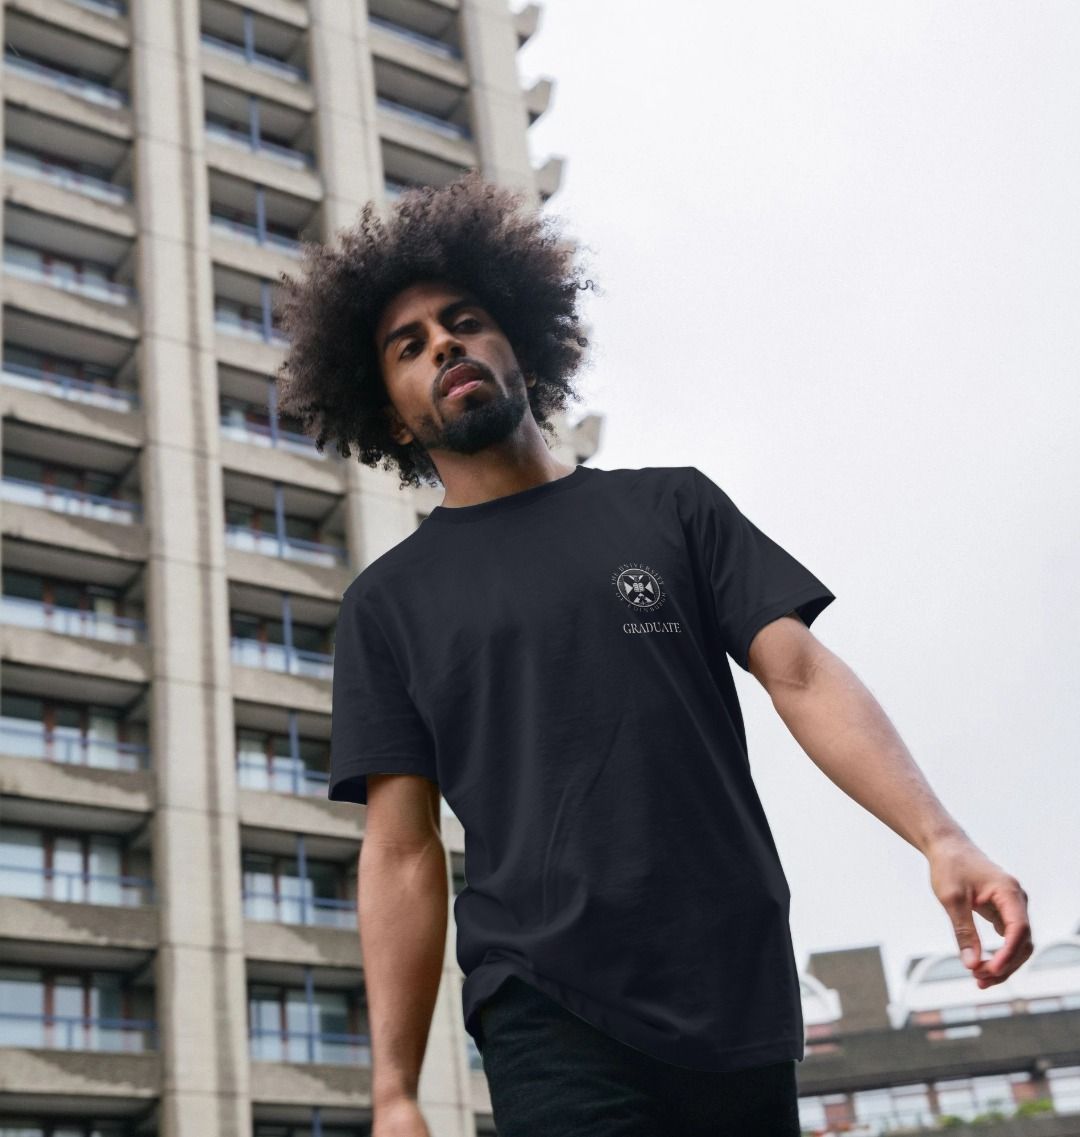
[[384, 404, 413, 447]]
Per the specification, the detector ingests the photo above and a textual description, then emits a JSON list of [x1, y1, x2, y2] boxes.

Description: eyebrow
[[381, 298, 484, 357]]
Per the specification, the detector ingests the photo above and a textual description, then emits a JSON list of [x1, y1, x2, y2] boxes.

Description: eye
[[455, 316, 481, 331], [399, 341, 420, 359]]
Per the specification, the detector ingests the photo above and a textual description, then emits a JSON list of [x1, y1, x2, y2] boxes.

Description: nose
[[432, 324, 467, 366]]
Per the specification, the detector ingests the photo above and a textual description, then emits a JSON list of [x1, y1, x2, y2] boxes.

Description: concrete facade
[[0, 0, 583, 1134]]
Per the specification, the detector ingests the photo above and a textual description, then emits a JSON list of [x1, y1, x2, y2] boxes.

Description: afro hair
[[273, 171, 596, 490]]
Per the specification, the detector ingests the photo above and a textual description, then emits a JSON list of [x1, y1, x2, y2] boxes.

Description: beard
[[412, 365, 531, 456]]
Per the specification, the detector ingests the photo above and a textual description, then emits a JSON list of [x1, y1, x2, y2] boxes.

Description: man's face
[[373, 279, 534, 457]]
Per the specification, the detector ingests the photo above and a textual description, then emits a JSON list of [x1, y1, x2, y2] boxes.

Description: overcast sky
[[515, 2, 1079, 1008]]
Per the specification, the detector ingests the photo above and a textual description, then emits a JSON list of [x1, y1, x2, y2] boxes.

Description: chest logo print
[[612, 562, 667, 612]]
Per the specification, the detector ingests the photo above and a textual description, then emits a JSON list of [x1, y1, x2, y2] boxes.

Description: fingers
[[941, 884, 984, 973], [973, 884, 1033, 984]]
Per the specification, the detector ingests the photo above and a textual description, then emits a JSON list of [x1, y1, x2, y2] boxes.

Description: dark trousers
[[478, 977, 802, 1136]]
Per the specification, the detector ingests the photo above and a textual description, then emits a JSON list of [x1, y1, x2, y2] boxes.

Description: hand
[[373, 1096, 430, 1137], [926, 835, 1033, 988]]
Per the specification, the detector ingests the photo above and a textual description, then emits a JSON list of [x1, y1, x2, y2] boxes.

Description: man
[[275, 173, 1033, 1137]]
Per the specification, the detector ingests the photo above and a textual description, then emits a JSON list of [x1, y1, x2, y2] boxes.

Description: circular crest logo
[[611, 562, 667, 612]]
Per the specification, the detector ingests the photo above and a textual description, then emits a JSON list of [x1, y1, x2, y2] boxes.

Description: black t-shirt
[[328, 463, 835, 1072]]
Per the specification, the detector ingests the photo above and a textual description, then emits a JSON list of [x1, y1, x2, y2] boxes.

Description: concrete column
[[307, 4, 475, 1134], [460, 0, 537, 196], [128, 2, 251, 1134]]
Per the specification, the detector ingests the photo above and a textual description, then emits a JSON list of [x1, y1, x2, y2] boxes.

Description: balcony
[[0, 1012, 155, 1052], [210, 212, 303, 257], [0, 717, 148, 772], [0, 863, 153, 907], [3, 244, 133, 307], [376, 95, 471, 142], [231, 637, 333, 680], [3, 145, 131, 206], [226, 526, 345, 569], [237, 752, 329, 798], [200, 33, 307, 84], [205, 118, 313, 170], [2, 51, 128, 110], [369, 14, 460, 60], [0, 594, 146, 645], [0, 476, 140, 525], [1, 353, 137, 413], [220, 403, 322, 458]]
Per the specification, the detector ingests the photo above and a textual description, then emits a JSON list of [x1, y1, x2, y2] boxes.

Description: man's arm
[[747, 612, 1033, 988], [359, 772, 447, 1135]]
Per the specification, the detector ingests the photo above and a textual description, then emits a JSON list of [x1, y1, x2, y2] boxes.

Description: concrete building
[[797, 936, 1080, 1135], [0, 0, 596, 1134]]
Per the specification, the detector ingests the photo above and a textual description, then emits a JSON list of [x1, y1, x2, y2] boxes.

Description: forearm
[[358, 833, 448, 1110], [768, 647, 969, 857]]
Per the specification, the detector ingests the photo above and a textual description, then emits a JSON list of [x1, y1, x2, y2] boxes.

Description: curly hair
[[273, 171, 596, 490]]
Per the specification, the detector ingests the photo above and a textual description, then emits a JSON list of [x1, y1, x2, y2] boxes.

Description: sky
[[515, 1, 1080, 1009]]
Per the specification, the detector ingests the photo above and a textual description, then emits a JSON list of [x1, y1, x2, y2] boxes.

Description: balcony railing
[[209, 213, 303, 256], [205, 121, 314, 169], [237, 756, 330, 797], [214, 310, 290, 347], [0, 594, 146, 644], [243, 890, 355, 929], [1, 360, 138, 411], [200, 33, 308, 83], [3, 148, 131, 205], [0, 863, 154, 906], [2, 257, 134, 306], [0, 477, 141, 524], [2, 53, 128, 108], [0, 719, 148, 772], [368, 15, 461, 60], [225, 524, 346, 568], [0, 1012, 155, 1052], [250, 1027, 370, 1066], [219, 414, 323, 458], [68, 0, 126, 15], [230, 637, 334, 680], [376, 96, 471, 141]]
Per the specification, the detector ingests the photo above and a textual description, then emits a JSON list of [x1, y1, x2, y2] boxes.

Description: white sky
[[516, 2, 1080, 1008]]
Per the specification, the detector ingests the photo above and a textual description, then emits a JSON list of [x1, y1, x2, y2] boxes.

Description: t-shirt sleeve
[[683, 466, 836, 672], [327, 588, 438, 805]]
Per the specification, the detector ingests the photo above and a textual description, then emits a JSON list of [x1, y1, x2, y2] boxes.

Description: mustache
[[435, 356, 495, 394]]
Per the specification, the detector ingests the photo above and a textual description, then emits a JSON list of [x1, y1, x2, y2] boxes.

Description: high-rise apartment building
[[2, 2, 1079, 1137], [0, 1, 598, 1134]]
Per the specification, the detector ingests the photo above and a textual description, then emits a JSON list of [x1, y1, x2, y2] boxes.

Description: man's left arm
[[748, 612, 1034, 989]]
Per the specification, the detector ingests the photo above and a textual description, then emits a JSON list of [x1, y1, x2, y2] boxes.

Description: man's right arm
[[359, 771, 447, 1133]]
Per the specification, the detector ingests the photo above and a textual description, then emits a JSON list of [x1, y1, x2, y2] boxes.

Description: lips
[[440, 362, 486, 398]]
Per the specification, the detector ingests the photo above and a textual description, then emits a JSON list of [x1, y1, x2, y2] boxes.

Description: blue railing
[[237, 756, 330, 798], [0, 476, 141, 524], [3, 53, 128, 108], [369, 15, 461, 60], [219, 414, 323, 458], [0, 594, 146, 644], [230, 638, 333, 680], [0, 863, 154, 906], [376, 96, 472, 141], [3, 148, 131, 205], [242, 890, 355, 929], [1, 359, 137, 411], [214, 310, 291, 347], [0, 1012, 156, 1052], [3, 255, 135, 306], [205, 121, 314, 170], [209, 213, 302, 255], [68, 0, 125, 14], [250, 1027, 370, 1066], [225, 525, 346, 567], [200, 33, 308, 82], [0, 720, 148, 771]]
